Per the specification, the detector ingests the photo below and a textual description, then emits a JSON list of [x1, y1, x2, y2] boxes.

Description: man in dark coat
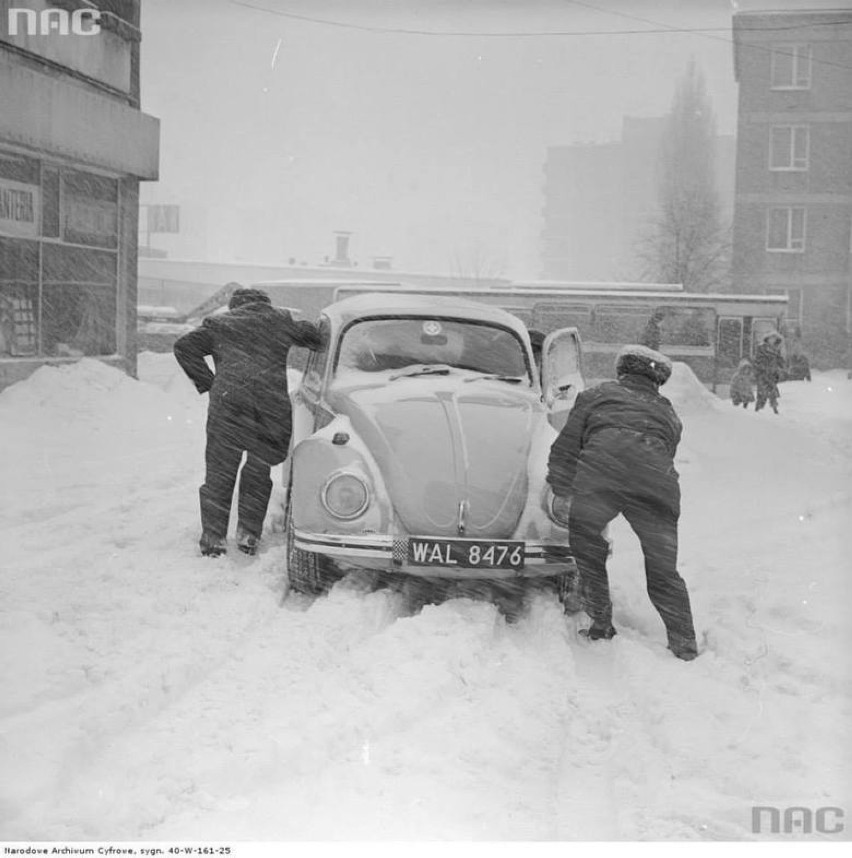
[[174, 287, 322, 557], [753, 330, 785, 413], [546, 344, 698, 660]]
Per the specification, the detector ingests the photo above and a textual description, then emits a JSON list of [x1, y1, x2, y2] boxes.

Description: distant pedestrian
[[785, 330, 812, 382], [174, 287, 322, 557], [729, 358, 756, 408], [640, 310, 665, 351], [546, 344, 698, 661], [753, 331, 785, 414]]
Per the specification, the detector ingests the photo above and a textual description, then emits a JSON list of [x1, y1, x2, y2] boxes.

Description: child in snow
[[729, 359, 756, 408]]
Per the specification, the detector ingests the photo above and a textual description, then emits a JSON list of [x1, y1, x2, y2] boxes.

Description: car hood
[[327, 375, 541, 538]]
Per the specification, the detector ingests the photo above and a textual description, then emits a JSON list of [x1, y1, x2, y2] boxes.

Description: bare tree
[[449, 239, 507, 287], [638, 60, 731, 292]]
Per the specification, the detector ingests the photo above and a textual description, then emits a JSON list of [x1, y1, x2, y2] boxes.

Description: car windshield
[[335, 317, 531, 383]]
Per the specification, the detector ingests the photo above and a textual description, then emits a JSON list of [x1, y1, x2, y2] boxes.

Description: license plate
[[408, 538, 525, 570]]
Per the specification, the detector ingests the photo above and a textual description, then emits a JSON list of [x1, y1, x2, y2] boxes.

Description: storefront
[[0, 149, 123, 360], [0, 0, 159, 389]]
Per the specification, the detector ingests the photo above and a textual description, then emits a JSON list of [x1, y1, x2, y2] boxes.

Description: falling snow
[[0, 354, 850, 841]]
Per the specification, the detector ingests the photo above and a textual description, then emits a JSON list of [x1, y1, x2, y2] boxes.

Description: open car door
[[541, 327, 585, 432]]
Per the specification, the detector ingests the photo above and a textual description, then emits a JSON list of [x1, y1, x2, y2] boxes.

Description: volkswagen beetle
[[284, 292, 585, 613]]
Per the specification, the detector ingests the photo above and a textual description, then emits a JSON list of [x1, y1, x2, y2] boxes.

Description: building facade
[[731, 9, 852, 367], [0, 0, 159, 389], [541, 116, 736, 283]]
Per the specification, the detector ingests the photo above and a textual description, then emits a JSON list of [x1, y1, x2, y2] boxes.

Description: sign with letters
[[0, 177, 40, 238]]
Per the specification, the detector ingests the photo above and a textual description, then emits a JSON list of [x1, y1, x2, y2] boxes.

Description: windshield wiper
[[388, 364, 452, 380], [463, 373, 525, 384]]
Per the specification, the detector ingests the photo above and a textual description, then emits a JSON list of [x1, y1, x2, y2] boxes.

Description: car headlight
[[321, 472, 370, 519], [546, 489, 572, 527]]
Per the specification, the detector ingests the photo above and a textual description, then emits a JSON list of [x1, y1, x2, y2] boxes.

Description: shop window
[[62, 169, 118, 249], [41, 244, 117, 356], [717, 317, 744, 370], [592, 306, 647, 344], [0, 236, 39, 357], [658, 307, 714, 348]]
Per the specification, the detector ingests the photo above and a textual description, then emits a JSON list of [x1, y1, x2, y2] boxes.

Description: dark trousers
[[568, 488, 696, 647], [199, 428, 273, 540], [755, 380, 779, 412]]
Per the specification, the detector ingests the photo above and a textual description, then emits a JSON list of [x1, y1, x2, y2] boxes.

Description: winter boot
[[236, 524, 260, 556], [200, 533, 227, 557], [668, 635, 699, 661], [579, 622, 617, 641]]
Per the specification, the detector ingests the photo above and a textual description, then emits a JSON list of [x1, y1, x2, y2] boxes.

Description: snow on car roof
[[324, 291, 530, 334]]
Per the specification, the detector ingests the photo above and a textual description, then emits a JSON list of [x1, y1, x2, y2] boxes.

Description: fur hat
[[228, 287, 271, 310], [615, 344, 673, 385], [761, 330, 783, 346]]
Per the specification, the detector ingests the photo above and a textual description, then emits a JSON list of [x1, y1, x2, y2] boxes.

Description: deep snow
[[0, 355, 850, 841]]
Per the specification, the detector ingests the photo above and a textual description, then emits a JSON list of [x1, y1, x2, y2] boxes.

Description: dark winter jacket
[[547, 372, 683, 513], [174, 302, 322, 465], [753, 341, 785, 387]]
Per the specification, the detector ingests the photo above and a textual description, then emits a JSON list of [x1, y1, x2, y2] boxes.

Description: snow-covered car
[[284, 292, 585, 610]]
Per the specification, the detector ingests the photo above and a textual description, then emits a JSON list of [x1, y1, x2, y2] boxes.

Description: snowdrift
[[0, 355, 850, 841]]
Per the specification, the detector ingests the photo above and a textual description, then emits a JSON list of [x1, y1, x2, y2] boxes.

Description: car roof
[[323, 291, 529, 336]]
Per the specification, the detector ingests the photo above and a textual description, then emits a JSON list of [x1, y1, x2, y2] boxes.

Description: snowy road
[[1, 355, 850, 841]]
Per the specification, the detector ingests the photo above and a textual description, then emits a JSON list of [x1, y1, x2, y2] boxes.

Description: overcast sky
[[138, 0, 848, 277]]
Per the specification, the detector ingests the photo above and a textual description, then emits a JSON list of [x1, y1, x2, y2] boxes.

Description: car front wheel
[[284, 497, 338, 596]]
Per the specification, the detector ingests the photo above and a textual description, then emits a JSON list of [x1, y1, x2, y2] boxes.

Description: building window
[[769, 126, 809, 171], [0, 149, 119, 359], [770, 44, 812, 89], [766, 207, 806, 252]]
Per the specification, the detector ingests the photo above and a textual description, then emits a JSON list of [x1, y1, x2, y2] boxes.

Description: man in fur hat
[[174, 286, 322, 557], [753, 330, 785, 413], [546, 344, 698, 660]]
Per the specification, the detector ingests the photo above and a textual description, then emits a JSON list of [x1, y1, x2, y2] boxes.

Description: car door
[[291, 316, 332, 444], [541, 327, 585, 431]]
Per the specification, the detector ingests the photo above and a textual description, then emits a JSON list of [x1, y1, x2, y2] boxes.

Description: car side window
[[301, 317, 330, 398]]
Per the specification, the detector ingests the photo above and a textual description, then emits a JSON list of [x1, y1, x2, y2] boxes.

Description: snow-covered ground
[[1, 354, 850, 841]]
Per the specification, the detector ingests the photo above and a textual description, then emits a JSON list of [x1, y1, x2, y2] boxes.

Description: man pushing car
[[174, 286, 322, 557], [546, 344, 699, 660]]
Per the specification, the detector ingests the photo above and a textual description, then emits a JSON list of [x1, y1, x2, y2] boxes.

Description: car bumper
[[293, 530, 577, 578]]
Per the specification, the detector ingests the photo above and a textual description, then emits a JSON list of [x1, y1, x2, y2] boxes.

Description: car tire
[[284, 496, 337, 596]]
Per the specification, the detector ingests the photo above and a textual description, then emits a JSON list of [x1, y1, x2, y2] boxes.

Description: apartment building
[[541, 116, 736, 283], [731, 8, 852, 366]]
